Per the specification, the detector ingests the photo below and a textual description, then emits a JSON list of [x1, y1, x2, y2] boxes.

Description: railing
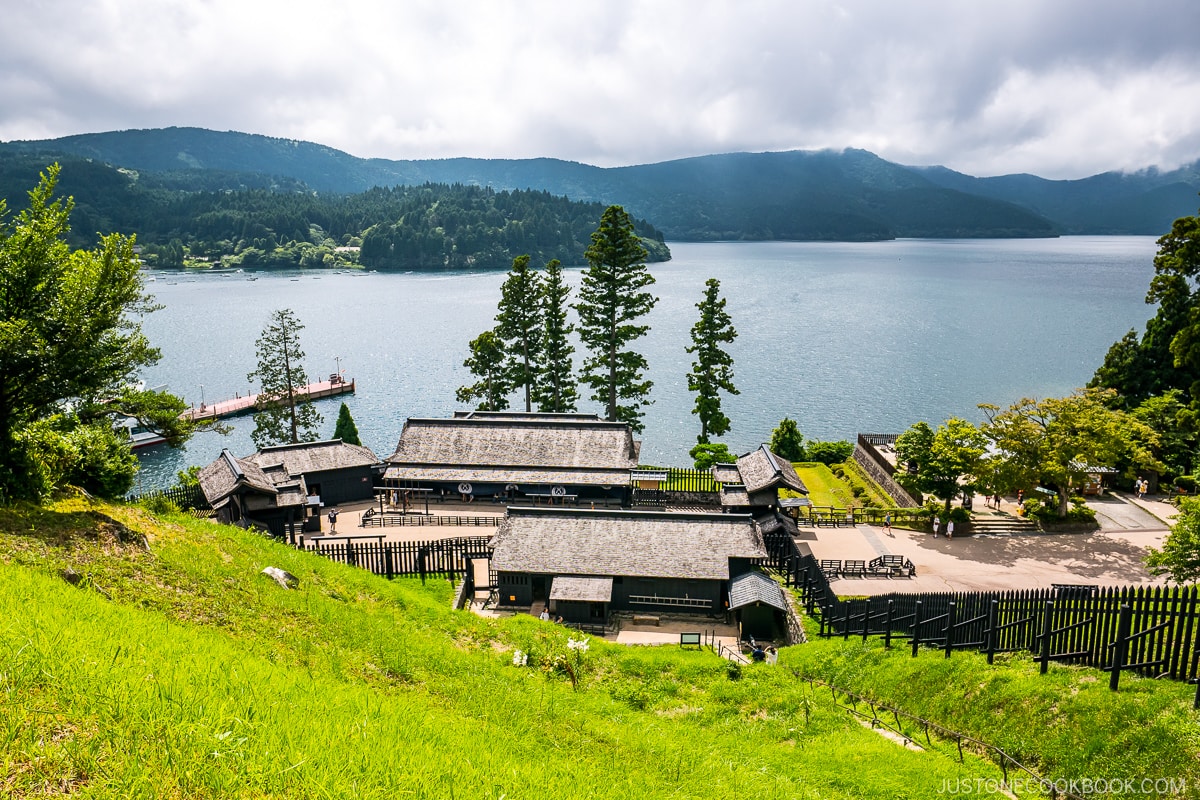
[[361, 513, 502, 528]]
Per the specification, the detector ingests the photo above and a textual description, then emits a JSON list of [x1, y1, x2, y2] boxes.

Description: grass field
[[2, 496, 1195, 797]]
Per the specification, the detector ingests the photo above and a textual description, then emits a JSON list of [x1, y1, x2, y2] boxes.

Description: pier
[[182, 376, 355, 422]]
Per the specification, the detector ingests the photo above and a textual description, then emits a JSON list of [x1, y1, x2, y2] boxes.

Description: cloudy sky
[[2, 1, 1198, 179]]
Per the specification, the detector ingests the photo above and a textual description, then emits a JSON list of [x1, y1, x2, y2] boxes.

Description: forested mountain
[[4, 126, 1199, 242], [0, 152, 668, 269]]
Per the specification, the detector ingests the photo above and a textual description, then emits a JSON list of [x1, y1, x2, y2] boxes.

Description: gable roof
[[384, 413, 641, 486], [728, 571, 788, 612], [244, 439, 380, 476], [198, 449, 308, 510], [490, 507, 766, 581], [736, 445, 808, 495]]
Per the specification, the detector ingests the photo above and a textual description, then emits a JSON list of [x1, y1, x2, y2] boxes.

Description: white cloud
[[0, 0, 1197, 178]]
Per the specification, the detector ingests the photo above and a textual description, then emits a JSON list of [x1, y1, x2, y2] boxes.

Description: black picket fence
[[127, 483, 210, 511], [760, 532, 1200, 692], [307, 536, 493, 582]]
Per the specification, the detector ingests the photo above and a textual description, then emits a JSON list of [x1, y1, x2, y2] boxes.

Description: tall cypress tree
[[248, 308, 322, 447], [686, 278, 739, 443], [532, 259, 578, 413], [494, 254, 543, 412], [574, 206, 658, 432], [455, 330, 510, 411]]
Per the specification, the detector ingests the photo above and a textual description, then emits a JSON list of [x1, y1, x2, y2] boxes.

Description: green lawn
[[0, 496, 1026, 798]]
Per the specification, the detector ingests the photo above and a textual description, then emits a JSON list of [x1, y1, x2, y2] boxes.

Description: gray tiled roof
[[550, 575, 614, 602], [728, 571, 787, 612], [754, 510, 799, 537], [245, 439, 380, 475], [198, 449, 309, 509], [386, 414, 641, 472], [490, 507, 766, 580], [382, 465, 629, 487], [736, 445, 808, 494]]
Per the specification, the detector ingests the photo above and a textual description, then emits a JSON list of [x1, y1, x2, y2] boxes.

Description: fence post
[[1039, 600, 1054, 675], [884, 599, 894, 650], [1109, 604, 1133, 692], [986, 599, 998, 665], [842, 603, 852, 641], [911, 600, 923, 657], [861, 599, 871, 642], [945, 601, 957, 658], [385, 544, 394, 580]]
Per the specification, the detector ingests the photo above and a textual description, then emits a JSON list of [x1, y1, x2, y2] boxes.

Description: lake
[[133, 236, 1160, 492]]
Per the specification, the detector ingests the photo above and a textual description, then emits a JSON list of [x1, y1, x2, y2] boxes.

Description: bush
[[1176, 475, 1197, 494], [807, 440, 854, 465]]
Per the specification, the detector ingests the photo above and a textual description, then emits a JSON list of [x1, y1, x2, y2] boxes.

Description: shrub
[[806, 440, 854, 465], [1176, 475, 1197, 494]]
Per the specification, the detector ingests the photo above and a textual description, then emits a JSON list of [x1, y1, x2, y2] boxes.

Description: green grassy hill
[[1, 496, 1194, 798]]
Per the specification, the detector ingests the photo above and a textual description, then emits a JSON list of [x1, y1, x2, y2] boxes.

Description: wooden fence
[[760, 532, 1200, 691], [127, 483, 210, 511], [308, 536, 493, 581], [361, 513, 503, 528]]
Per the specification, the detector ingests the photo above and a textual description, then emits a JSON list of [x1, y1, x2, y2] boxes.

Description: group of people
[[1135, 477, 1149, 499], [538, 608, 564, 624], [931, 514, 955, 539]]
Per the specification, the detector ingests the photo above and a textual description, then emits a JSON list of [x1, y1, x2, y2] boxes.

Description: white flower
[[512, 649, 528, 666], [567, 638, 589, 652]]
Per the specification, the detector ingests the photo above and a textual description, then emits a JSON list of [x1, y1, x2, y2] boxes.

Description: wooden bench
[[632, 614, 660, 626], [819, 559, 842, 578], [843, 559, 868, 577], [869, 555, 916, 577], [679, 632, 702, 648]]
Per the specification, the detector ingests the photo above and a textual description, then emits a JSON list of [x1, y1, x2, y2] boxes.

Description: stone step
[[965, 515, 1039, 535]]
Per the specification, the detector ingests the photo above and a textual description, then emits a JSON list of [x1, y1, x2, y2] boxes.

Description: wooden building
[[198, 439, 381, 536], [489, 507, 770, 623], [714, 445, 808, 512], [242, 439, 381, 506], [381, 411, 640, 505], [198, 449, 312, 537]]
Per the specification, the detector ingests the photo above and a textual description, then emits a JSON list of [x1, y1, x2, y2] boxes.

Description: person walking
[[883, 512, 893, 536], [327, 508, 338, 534], [932, 514, 941, 537], [947, 520, 955, 540]]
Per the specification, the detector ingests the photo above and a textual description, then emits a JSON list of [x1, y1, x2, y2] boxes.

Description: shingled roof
[[728, 571, 788, 612], [735, 445, 808, 495], [198, 449, 307, 510], [244, 439, 380, 475], [384, 413, 641, 487], [490, 507, 766, 581]]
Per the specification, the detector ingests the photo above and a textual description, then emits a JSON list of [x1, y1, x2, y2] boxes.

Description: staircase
[[965, 512, 1039, 536]]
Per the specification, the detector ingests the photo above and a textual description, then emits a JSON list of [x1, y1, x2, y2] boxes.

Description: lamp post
[[200, 384, 205, 410], [334, 355, 342, 382]]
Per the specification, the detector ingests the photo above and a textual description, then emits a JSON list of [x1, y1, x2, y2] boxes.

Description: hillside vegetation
[[3, 497, 1028, 798]]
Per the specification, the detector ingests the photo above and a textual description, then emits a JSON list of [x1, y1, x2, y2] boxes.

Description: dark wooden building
[[489, 507, 771, 623], [714, 445, 808, 512], [381, 411, 641, 505], [198, 439, 381, 536], [243, 439, 381, 506], [198, 449, 312, 537]]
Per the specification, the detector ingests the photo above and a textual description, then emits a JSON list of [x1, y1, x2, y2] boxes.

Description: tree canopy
[[494, 255, 543, 412], [894, 418, 988, 511], [0, 165, 195, 500], [531, 259, 578, 414], [769, 418, 806, 462], [1147, 496, 1200, 584], [686, 278, 739, 444], [981, 389, 1161, 516], [333, 402, 361, 446], [248, 309, 323, 448], [456, 331, 510, 412], [575, 206, 658, 432]]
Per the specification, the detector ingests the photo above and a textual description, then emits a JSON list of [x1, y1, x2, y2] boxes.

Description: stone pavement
[[804, 490, 1174, 595]]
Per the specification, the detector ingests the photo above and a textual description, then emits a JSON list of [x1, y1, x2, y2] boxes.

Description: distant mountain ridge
[[4, 126, 1199, 240]]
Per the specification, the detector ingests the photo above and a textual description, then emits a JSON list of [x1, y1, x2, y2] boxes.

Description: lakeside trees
[[575, 205, 659, 433], [248, 309, 323, 447], [686, 278, 739, 444], [333, 402, 361, 446], [0, 165, 195, 500], [894, 419, 988, 512], [494, 255, 543, 412], [531, 259, 577, 413], [456, 331, 510, 411]]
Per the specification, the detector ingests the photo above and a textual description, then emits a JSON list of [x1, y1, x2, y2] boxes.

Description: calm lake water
[[134, 236, 1159, 491]]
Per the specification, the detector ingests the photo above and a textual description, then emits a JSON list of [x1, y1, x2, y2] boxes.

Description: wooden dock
[[182, 378, 355, 422]]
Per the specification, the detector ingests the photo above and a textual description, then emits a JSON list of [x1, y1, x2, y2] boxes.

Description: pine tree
[[532, 259, 578, 413], [247, 308, 323, 448], [333, 402, 361, 445], [686, 278, 739, 443], [456, 330, 510, 411], [770, 418, 806, 461], [494, 254, 543, 412], [574, 205, 658, 432]]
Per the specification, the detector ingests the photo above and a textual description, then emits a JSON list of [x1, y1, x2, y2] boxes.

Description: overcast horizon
[[2, 1, 1199, 181]]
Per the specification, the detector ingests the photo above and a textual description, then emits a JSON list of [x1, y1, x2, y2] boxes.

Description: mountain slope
[[4, 128, 1059, 241]]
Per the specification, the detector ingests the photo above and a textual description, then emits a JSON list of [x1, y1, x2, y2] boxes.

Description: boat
[[116, 417, 168, 450]]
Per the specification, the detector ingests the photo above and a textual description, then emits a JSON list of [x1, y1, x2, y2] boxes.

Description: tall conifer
[[248, 309, 322, 447], [532, 259, 578, 413], [494, 255, 543, 412], [574, 206, 658, 432], [686, 278, 739, 443]]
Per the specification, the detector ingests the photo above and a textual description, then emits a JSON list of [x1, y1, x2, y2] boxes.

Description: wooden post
[[945, 601, 957, 658], [1039, 600, 1054, 675], [911, 600, 923, 658], [884, 599, 894, 650], [1110, 604, 1133, 692], [842, 603, 852, 641], [986, 599, 999, 665]]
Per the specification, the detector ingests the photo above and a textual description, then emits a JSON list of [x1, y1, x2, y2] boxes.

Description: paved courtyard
[[805, 491, 1175, 594]]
